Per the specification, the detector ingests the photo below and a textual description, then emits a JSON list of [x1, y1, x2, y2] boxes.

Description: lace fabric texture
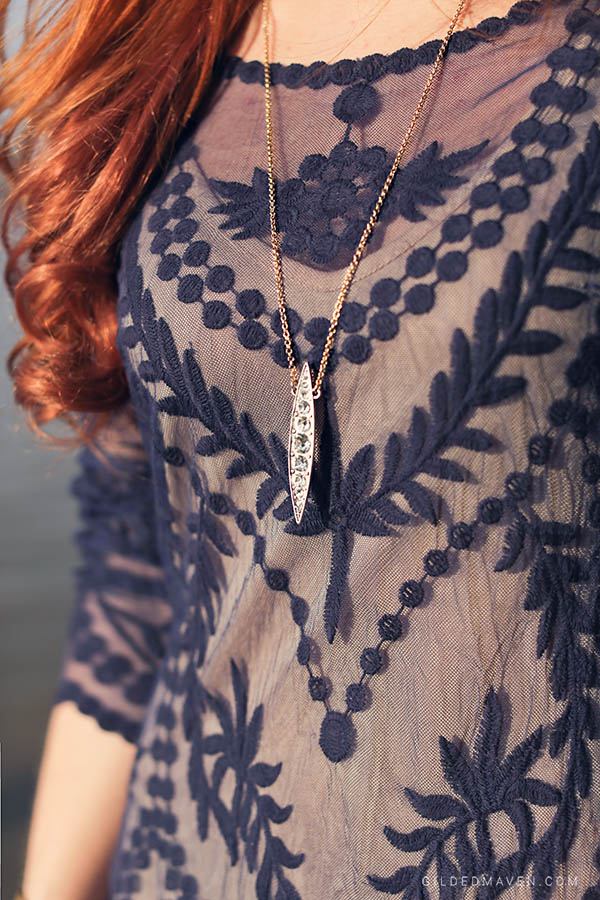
[[51, 1, 600, 896]]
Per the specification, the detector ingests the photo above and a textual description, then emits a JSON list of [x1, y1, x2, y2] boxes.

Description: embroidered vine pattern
[[367, 303, 600, 898], [110, 656, 304, 900], [185, 659, 305, 900]]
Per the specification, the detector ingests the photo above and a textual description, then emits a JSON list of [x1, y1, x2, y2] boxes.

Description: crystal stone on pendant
[[292, 471, 307, 489], [293, 433, 311, 453], [295, 416, 310, 433], [296, 398, 311, 415], [293, 454, 309, 472]]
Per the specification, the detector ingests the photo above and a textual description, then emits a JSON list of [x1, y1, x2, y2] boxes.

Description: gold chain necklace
[[262, 0, 468, 523]]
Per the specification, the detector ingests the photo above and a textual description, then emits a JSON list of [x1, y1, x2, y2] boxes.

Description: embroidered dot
[[319, 710, 355, 762], [330, 59, 355, 85], [171, 172, 193, 194], [206, 265, 235, 293], [95, 654, 132, 684], [565, 6, 596, 33], [172, 218, 198, 242], [171, 196, 195, 218], [471, 182, 500, 209], [437, 251, 467, 282], [472, 220, 503, 249], [329, 139, 358, 167], [448, 522, 474, 550], [557, 24, 598, 54], [156, 704, 176, 729], [539, 122, 572, 149], [548, 398, 573, 427], [478, 496, 504, 524], [311, 232, 339, 264], [166, 870, 181, 890], [370, 278, 400, 308], [342, 334, 371, 364], [265, 568, 289, 591], [162, 446, 185, 466], [236, 289, 265, 318], [150, 183, 171, 207], [405, 284, 435, 314], [369, 309, 399, 341], [528, 434, 552, 465], [299, 153, 328, 180], [493, 150, 523, 178], [583, 454, 600, 484], [126, 673, 155, 703], [424, 549, 449, 576], [171, 845, 185, 866], [340, 301, 367, 332], [346, 683, 369, 712], [297, 635, 311, 665], [442, 214, 471, 243], [305, 317, 330, 344], [511, 118, 541, 145], [237, 320, 268, 350], [150, 229, 173, 254], [308, 676, 329, 701], [399, 579, 424, 608], [500, 185, 529, 213], [74, 633, 104, 660], [271, 307, 302, 337], [120, 325, 139, 348], [291, 597, 308, 627], [208, 493, 229, 515], [522, 157, 553, 185], [378, 614, 403, 641], [148, 208, 171, 232], [203, 301, 231, 329], [358, 146, 388, 171], [406, 247, 435, 277], [157, 254, 181, 281], [271, 339, 290, 367], [177, 275, 203, 303], [360, 647, 383, 675], [183, 241, 210, 266], [530, 79, 563, 108], [356, 53, 388, 82], [235, 511, 255, 535], [280, 62, 305, 88], [333, 81, 379, 123], [340, 219, 367, 248], [282, 227, 310, 255], [322, 179, 357, 216], [306, 60, 331, 89]]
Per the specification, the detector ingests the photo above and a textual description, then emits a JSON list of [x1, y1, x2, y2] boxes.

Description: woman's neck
[[228, 0, 520, 65]]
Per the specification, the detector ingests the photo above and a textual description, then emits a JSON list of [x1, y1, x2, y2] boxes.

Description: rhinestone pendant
[[288, 361, 316, 524]]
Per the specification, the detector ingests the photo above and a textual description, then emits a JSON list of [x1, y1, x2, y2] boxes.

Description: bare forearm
[[20, 701, 137, 900]]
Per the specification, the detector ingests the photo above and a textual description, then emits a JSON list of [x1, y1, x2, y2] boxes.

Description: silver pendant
[[288, 361, 316, 524]]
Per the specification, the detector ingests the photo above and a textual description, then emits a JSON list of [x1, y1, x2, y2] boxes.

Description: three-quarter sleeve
[[51, 402, 173, 744]]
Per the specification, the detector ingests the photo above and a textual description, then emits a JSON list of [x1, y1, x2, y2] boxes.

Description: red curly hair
[[0, 0, 255, 439]]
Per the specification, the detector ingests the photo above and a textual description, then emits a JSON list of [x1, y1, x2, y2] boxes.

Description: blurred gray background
[[1, 4, 78, 894], [1, 290, 78, 893]]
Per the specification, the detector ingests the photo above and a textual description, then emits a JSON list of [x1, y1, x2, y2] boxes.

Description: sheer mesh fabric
[[51, 0, 600, 896]]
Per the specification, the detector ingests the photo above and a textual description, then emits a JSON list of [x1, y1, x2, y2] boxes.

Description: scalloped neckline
[[219, 0, 544, 88]]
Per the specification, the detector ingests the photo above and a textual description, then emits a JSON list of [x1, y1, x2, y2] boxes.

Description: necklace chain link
[[262, 0, 468, 396]]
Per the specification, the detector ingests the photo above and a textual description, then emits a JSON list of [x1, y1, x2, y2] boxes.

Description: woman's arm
[[20, 700, 137, 900]]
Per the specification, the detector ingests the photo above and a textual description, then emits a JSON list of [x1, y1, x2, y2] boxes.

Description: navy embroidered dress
[[50, 0, 600, 896]]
